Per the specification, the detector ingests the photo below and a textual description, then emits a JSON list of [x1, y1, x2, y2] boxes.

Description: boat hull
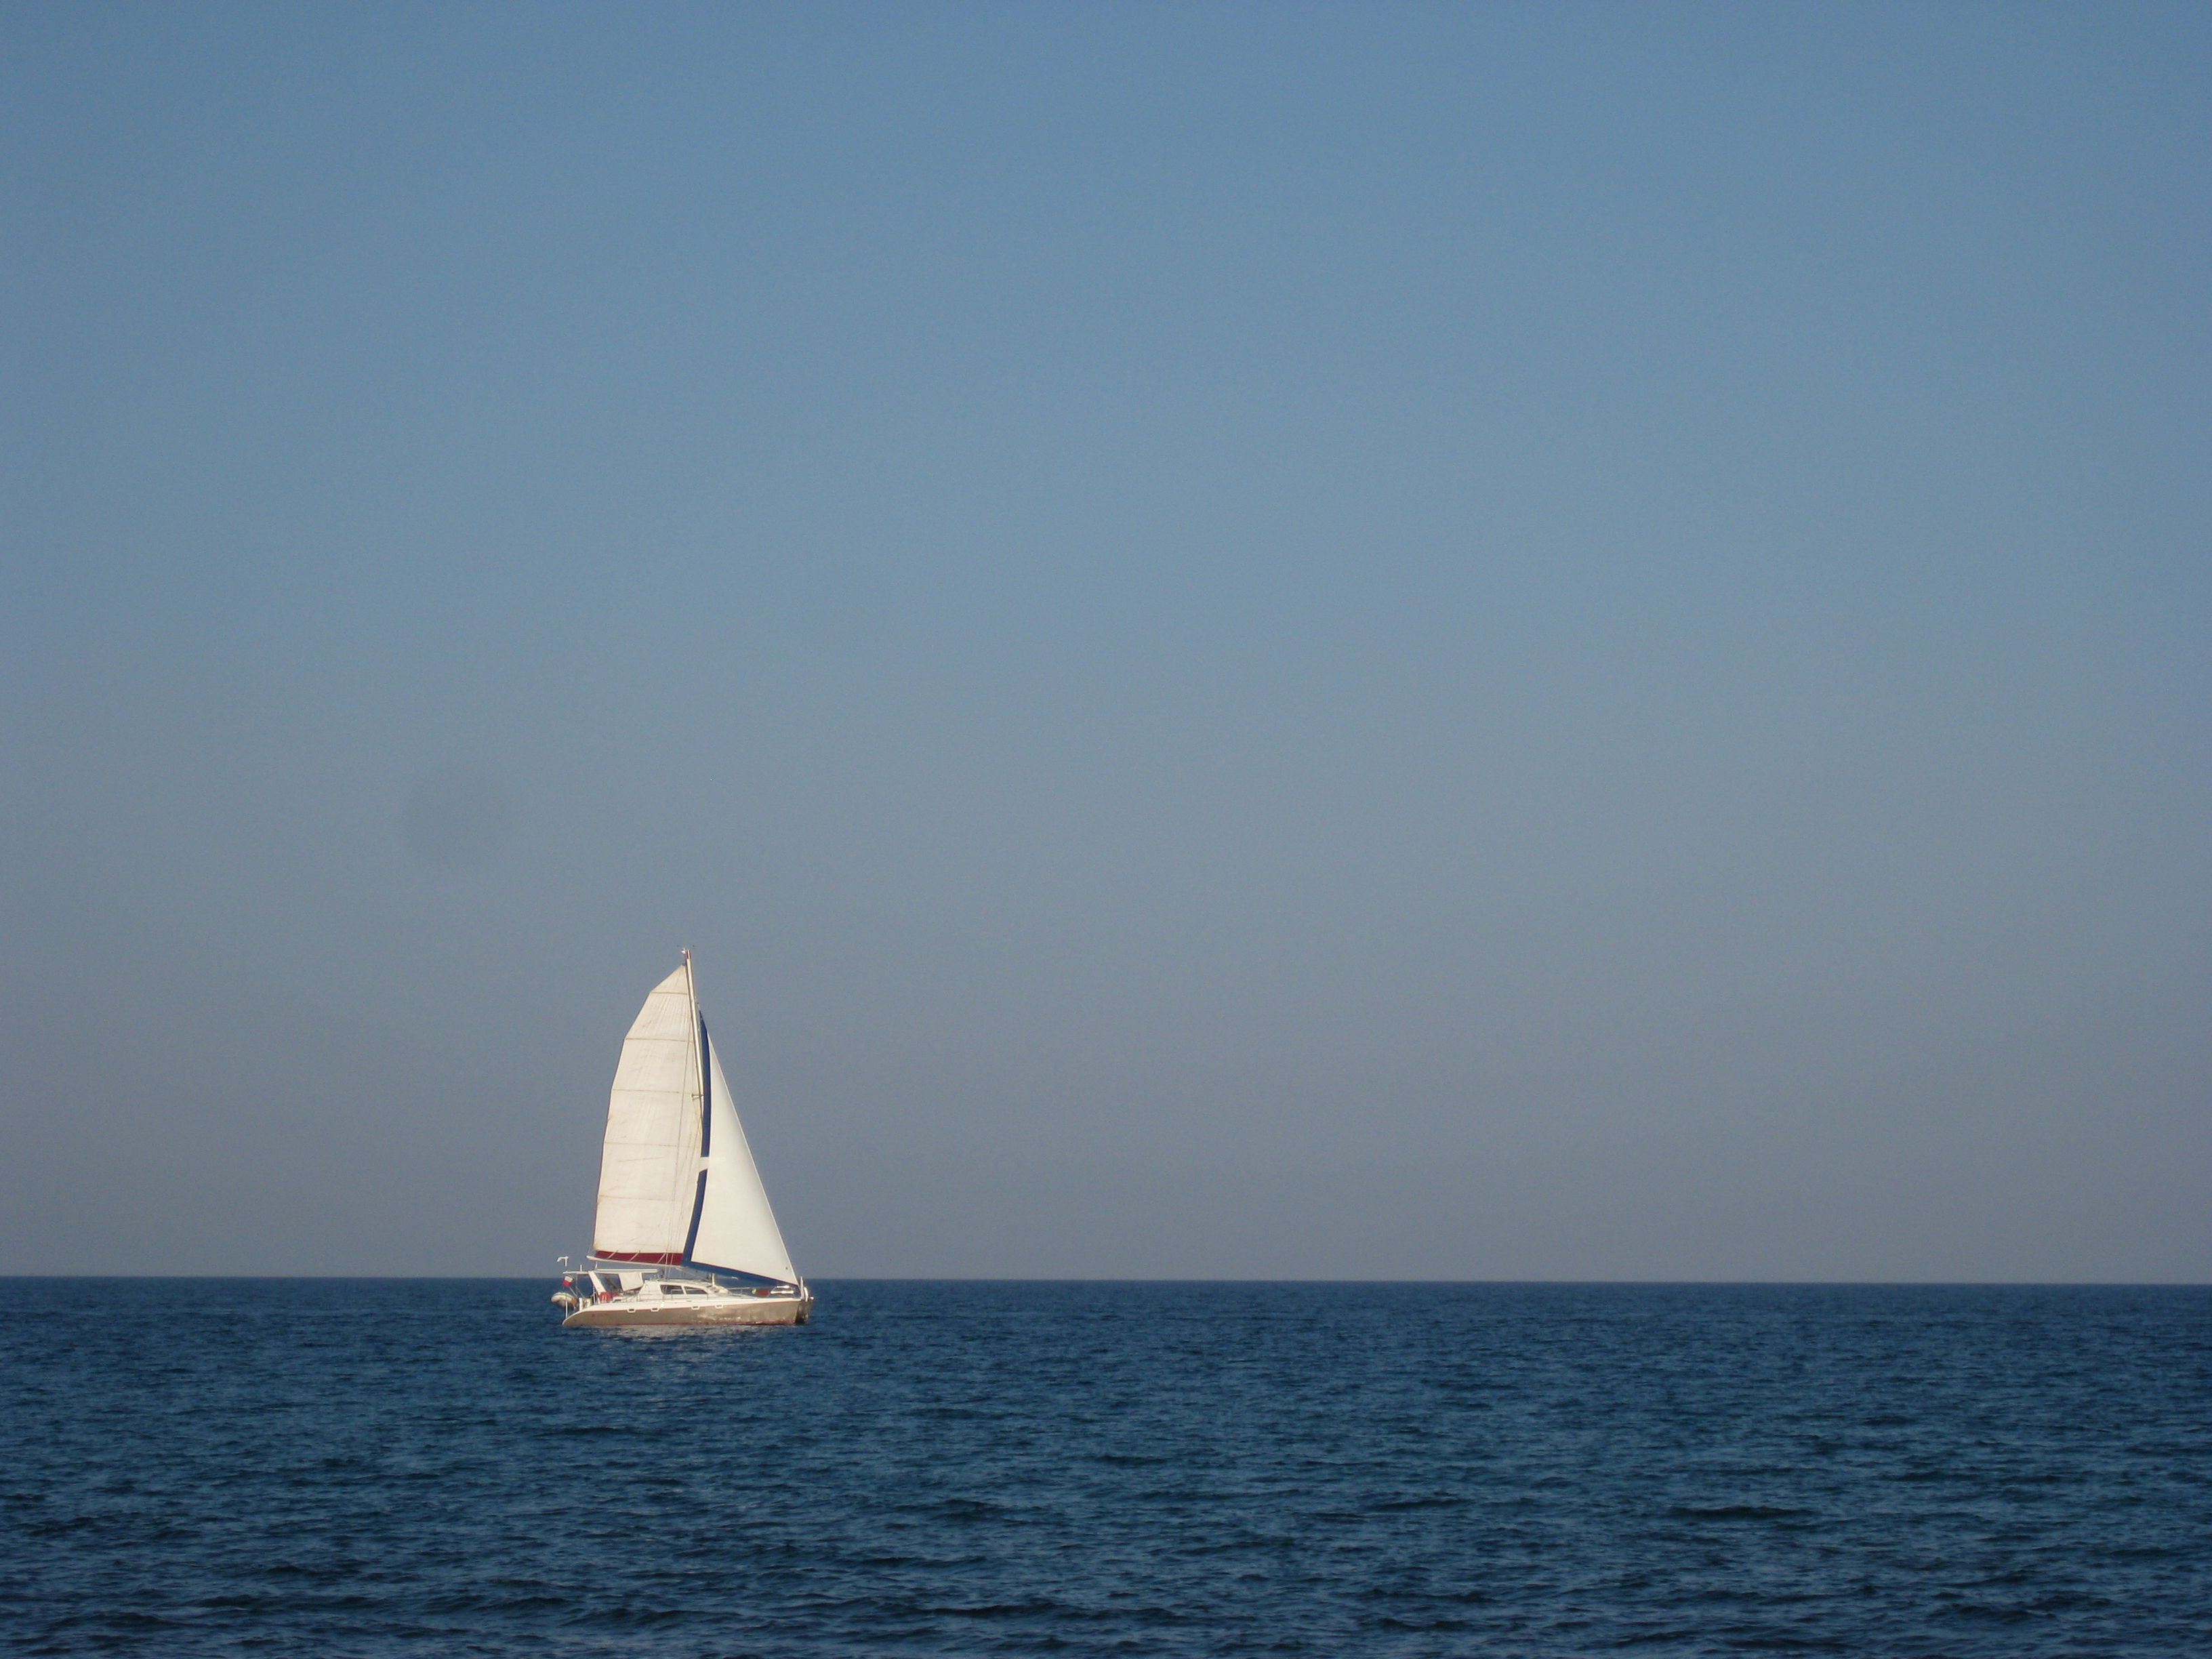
[[561, 1294, 812, 1329]]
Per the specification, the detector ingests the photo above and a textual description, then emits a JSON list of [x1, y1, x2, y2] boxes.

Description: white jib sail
[[689, 1033, 799, 1286], [590, 958, 799, 1286]]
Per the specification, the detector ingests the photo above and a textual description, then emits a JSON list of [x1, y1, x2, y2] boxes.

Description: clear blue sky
[[5, 2, 2207, 1277]]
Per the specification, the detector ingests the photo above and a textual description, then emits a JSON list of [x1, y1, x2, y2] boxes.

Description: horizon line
[[3, 1273, 2206, 1288]]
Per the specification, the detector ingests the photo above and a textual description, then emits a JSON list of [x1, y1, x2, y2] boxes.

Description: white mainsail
[[590, 958, 799, 1286], [591, 965, 700, 1263]]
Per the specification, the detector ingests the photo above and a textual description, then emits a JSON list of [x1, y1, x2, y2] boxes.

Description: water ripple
[[1, 1280, 2207, 1656]]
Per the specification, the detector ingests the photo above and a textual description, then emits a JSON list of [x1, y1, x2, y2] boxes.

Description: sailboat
[[551, 951, 813, 1327]]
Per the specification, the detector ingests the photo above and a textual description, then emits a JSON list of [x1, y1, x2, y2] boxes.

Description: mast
[[682, 945, 703, 1135], [679, 946, 708, 1266]]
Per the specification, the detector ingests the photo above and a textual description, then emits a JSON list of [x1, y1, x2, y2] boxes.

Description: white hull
[[562, 1292, 812, 1329]]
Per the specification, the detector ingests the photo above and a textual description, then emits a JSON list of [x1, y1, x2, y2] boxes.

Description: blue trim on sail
[[680, 1168, 708, 1263], [698, 1016, 712, 1156]]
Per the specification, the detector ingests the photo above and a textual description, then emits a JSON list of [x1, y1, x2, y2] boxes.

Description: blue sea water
[[1, 1281, 2207, 1657]]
